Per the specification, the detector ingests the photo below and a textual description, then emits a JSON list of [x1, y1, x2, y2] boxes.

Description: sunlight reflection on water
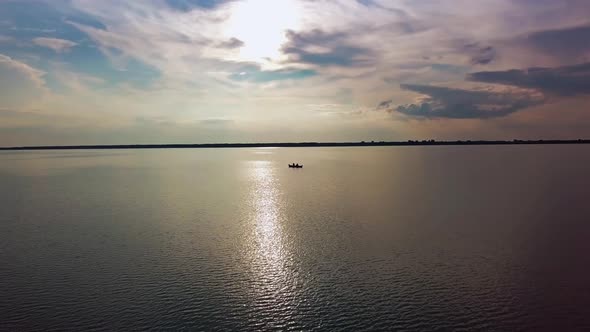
[[252, 161, 284, 269], [246, 160, 297, 325]]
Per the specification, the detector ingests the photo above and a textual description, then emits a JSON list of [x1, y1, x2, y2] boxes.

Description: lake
[[1, 146, 589, 330]]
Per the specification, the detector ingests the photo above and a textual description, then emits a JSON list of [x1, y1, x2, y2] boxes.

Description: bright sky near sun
[[225, 0, 302, 63], [1, 0, 590, 145]]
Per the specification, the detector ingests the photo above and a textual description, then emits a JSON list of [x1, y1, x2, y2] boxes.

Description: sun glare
[[225, 0, 302, 63]]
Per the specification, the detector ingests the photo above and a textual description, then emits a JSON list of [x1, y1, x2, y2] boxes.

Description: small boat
[[289, 163, 303, 168]]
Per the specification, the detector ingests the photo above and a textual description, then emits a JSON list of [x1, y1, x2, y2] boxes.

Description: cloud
[[33, 37, 78, 53], [3, 0, 590, 144], [0, 54, 46, 109], [380, 84, 544, 119], [462, 43, 497, 65], [217, 37, 243, 49], [229, 65, 316, 82], [522, 24, 590, 63], [469, 62, 590, 96], [67, 1, 233, 82], [282, 29, 374, 67]]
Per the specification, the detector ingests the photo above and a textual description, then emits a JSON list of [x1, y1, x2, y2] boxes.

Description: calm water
[[1, 146, 590, 331]]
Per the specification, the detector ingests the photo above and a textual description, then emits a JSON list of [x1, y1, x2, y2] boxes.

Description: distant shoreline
[[1, 140, 590, 151]]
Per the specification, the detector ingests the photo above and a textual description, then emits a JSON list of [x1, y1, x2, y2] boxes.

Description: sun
[[224, 0, 303, 64]]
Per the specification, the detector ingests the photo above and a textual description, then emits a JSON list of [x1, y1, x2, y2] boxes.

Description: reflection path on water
[[245, 160, 300, 327]]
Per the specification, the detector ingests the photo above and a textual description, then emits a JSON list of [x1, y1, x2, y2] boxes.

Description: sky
[[0, 0, 589, 145]]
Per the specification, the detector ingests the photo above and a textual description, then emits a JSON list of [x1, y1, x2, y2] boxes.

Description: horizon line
[[1, 139, 590, 150]]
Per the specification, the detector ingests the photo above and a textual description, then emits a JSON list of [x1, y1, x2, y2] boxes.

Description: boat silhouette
[[289, 163, 303, 168]]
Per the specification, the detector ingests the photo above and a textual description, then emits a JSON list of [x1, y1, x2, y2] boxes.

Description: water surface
[[1, 146, 589, 330]]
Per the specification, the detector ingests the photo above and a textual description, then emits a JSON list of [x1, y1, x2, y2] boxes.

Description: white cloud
[[2, 0, 590, 144], [33, 37, 78, 53], [0, 54, 46, 109], [68, 0, 588, 88]]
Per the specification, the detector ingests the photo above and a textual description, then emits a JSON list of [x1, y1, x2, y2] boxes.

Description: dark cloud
[[228, 65, 317, 82], [523, 24, 590, 63], [469, 62, 590, 96], [217, 37, 243, 49], [282, 29, 374, 67], [462, 42, 497, 65], [379, 84, 543, 119], [376, 100, 393, 110]]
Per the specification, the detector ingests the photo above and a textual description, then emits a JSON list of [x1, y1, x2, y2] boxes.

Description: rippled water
[[1, 146, 590, 330]]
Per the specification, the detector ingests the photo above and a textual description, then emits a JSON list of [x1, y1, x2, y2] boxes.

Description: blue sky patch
[[0, 1, 159, 91]]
